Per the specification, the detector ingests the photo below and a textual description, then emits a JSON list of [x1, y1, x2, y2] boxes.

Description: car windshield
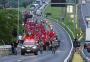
[[31, 5, 35, 8], [23, 42, 35, 45]]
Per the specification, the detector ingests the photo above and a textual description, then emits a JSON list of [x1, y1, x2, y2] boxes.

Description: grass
[[44, 6, 65, 20]]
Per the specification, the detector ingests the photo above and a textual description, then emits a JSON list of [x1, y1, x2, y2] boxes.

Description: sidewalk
[[72, 52, 84, 62]]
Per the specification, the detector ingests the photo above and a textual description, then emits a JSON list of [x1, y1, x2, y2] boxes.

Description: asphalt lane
[[0, 22, 72, 62]]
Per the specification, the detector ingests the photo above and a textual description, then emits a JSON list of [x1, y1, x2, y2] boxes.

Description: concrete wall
[[0, 45, 11, 56]]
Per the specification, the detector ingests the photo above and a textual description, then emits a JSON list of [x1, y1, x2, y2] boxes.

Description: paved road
[[0, 22, 72, 62]]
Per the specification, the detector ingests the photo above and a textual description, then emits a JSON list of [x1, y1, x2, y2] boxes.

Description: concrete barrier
[[0, 45, 11, 56]]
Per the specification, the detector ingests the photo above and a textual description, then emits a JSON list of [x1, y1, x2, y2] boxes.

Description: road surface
[[0, 22, 72, 62]]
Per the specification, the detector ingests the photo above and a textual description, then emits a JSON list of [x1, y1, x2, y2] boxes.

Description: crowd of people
[[10, 36, 82, 55], [10, 36, 60, 55], [38, 38, 60, 54], [10, 9, 82, 55]]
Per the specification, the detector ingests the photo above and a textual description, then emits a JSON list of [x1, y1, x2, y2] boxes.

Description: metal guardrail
[[81, 46, 90, 62], [0, 45, 11, 56]]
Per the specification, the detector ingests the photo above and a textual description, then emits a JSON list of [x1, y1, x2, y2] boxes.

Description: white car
[[82, 0, 86, 4], [31, 4, 40, 11], [36, 9, 42, 16]]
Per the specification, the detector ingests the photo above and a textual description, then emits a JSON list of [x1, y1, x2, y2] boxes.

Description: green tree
[[0, 9, 22, 44]]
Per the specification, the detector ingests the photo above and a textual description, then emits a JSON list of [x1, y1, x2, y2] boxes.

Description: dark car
[[84, 42, 90, 52], [21, 41, 39, 55]]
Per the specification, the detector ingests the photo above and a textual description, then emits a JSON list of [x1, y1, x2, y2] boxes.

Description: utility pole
[[74, 0, 78, 39], [17, 0, 20, 36], [74, 4, 77, 39]]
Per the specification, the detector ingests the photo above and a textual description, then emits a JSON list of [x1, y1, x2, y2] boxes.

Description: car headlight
[[32, 46, 37, 49], [21, 46, 25, 49]]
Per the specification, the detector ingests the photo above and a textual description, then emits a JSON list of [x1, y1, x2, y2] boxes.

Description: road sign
[[51, 0, 66, 7]]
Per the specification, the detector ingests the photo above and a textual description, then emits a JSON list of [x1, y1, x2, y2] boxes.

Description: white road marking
[[17, 59, 22, 62], [56, 50, 64, 53]]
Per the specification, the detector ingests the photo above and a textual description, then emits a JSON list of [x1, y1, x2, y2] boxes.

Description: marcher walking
[[51, 40, 56, 54], [73, 39, 80, 53], [11, 43, 15, 54], [38, 40, 44, 54], [11, 42, 18, 55]]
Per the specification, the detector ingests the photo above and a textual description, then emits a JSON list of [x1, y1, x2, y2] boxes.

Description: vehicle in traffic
[[35, 0, 43, 6], [21, 36, 39, 55], [82, 0, 86, 4], [31, 4, 40, 11], [85, 16, 90, 27], [35, 2, 46, 16], [36, 9, 42, 16], [84, 28, 90, 52]]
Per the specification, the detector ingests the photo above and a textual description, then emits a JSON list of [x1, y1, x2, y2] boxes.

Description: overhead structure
[[51, 0, 66, 7]]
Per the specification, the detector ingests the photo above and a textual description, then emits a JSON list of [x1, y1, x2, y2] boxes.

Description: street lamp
[[17, 0, 20, 36], [74, 0, 79, 39]]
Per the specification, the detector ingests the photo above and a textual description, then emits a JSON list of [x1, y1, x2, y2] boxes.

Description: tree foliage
[[0, 9, 20, 44]]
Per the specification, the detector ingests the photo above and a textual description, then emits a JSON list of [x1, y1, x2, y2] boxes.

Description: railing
[[0, 45, 11, 56], [80, 46, 90, 62]]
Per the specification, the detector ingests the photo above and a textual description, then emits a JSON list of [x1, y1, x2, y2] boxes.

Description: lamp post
[[74, 0, 78, 39], [17, 0, 20, 36]]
